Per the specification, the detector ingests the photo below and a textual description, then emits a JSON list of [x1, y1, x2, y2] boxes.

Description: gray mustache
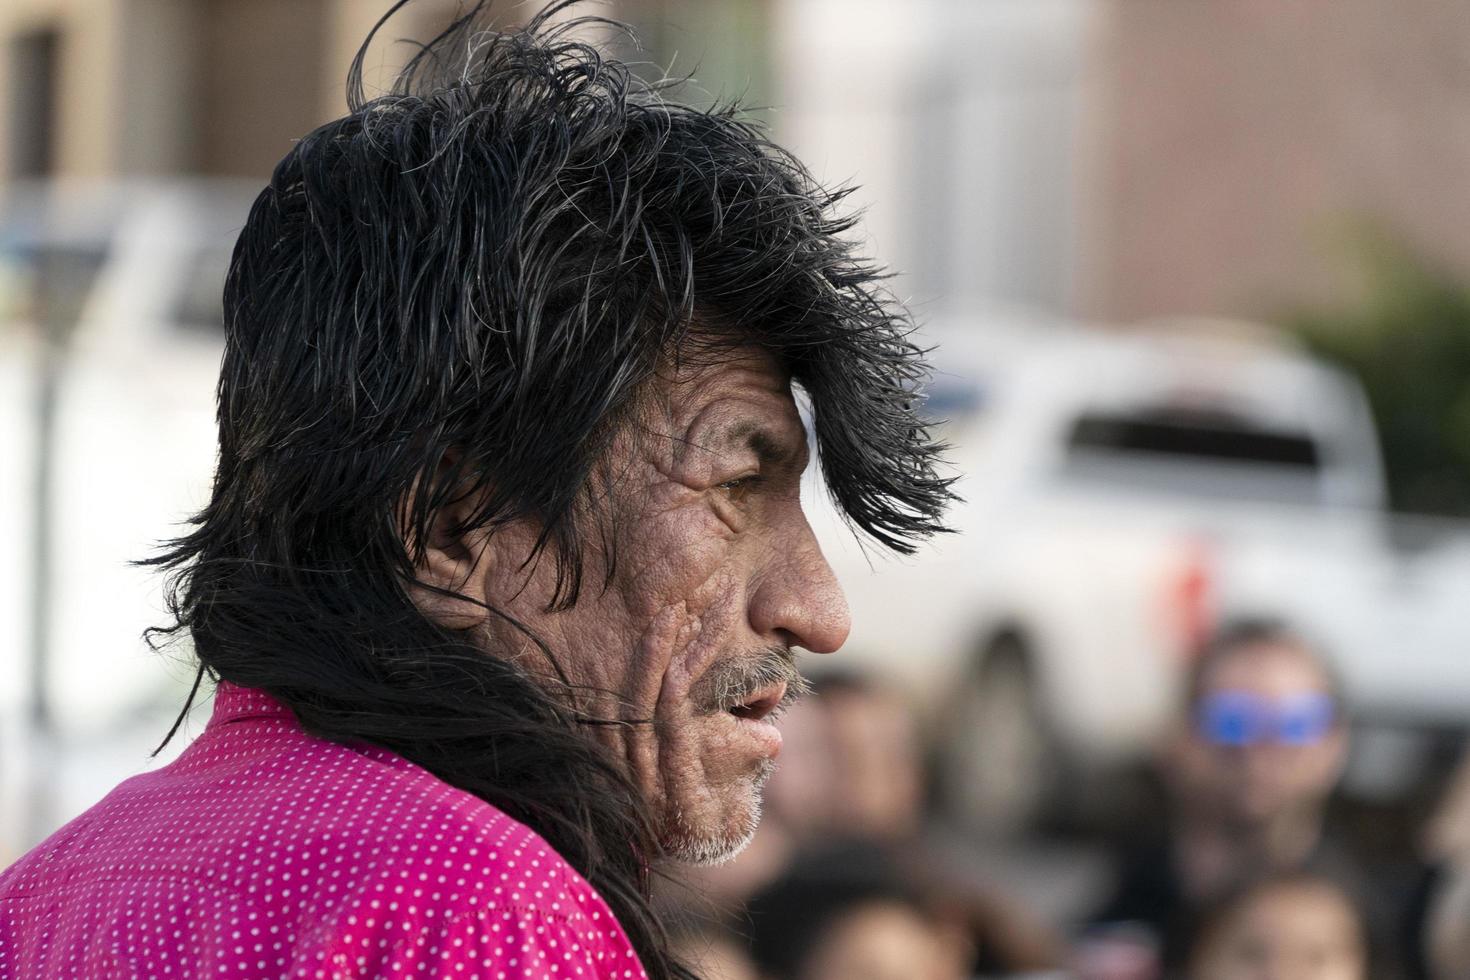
[[693, 648, 811, 716]]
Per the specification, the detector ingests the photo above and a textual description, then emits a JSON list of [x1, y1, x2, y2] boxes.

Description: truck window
[[1062, 408, 1326, 503], [1068, 410, 1320, 469]]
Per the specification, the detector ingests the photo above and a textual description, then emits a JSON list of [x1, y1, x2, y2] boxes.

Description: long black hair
[[146, 3, 951, 976]]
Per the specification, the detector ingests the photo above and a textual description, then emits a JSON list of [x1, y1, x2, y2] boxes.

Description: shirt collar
[[209, 681, 295, 727]]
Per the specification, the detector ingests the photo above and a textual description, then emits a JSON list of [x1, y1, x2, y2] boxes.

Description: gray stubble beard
[[660, 757, 778, 866]]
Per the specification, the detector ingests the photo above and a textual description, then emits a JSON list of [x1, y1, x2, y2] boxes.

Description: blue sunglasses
[[1196, 690, 1336, 747]]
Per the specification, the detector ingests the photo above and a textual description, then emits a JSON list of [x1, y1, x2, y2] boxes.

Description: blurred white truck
[[812, 315, 1470, 834]]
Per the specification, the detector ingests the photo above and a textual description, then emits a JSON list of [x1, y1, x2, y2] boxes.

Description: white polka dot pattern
[[0, 683, 649, 979]]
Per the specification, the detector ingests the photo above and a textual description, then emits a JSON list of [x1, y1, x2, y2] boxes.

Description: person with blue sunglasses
[[1080, 620, 1399, 980]]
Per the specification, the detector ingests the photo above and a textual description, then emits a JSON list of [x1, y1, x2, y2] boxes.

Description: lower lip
[[726, 712, 783, 759]]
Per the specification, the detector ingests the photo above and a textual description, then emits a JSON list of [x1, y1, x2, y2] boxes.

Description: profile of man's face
[[423, 343, 850, 864]]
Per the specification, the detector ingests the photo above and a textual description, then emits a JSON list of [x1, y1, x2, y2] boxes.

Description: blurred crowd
[[656, 621, 1470, 980]]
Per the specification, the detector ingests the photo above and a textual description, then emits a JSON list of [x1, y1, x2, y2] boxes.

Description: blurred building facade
[[0, 0, 461, 180], [767, 0, 1470, 324], [1083, 0, 1470, 320], [5, 0, 1466, 322]]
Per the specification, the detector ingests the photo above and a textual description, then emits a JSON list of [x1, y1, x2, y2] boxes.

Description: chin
[[661, 761, 774, 866]]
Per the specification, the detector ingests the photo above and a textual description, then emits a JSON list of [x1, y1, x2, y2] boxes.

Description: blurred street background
[[3, 1, 1470, 978]]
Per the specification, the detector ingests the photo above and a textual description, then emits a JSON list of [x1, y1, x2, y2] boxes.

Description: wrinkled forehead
[[649, 343, 806, 451], [661, 344, 792, 409]]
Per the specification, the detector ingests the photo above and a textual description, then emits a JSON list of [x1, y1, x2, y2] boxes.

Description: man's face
[[464, 344, 850, 864], [1170, 642, 1346, 828]]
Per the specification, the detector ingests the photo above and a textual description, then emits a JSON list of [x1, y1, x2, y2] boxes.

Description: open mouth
[[727, 681, 788, 723]]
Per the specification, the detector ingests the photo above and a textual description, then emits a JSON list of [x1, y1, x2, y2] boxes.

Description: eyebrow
[[719, 420, 805, 470]]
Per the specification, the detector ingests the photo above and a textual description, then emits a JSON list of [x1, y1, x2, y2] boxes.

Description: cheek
[[614, 497, 757, 710], [620, 502, 739, 620]]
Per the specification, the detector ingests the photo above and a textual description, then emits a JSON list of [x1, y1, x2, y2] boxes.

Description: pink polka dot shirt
[[0, 683, 649, 979]]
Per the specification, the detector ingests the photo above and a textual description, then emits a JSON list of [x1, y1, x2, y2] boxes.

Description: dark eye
[[715, 475, 760, 501]]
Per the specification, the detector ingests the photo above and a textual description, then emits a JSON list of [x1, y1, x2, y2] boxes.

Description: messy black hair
[[148, 2, 951, 976]]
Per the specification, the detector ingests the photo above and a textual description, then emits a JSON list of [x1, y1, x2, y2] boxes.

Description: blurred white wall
[[771, 0, 1095, 325]]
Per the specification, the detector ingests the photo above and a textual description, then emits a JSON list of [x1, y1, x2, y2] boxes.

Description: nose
[[748, 515, 851, 654]]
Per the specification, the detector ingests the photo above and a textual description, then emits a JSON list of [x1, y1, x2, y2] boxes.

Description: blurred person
[[1419, 744, 1470, 869], [1405, 750, 1470, 979], [761, 691, 842, 838], [1083, 620, 1370, 978], [816, 671, 1068, 973], [744, 843, 973, 980], [819, 672, 928, 841], [1417, 861, 1470, 980], [1187, 872, 1369, 980], [0, 2, 953, 978]]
